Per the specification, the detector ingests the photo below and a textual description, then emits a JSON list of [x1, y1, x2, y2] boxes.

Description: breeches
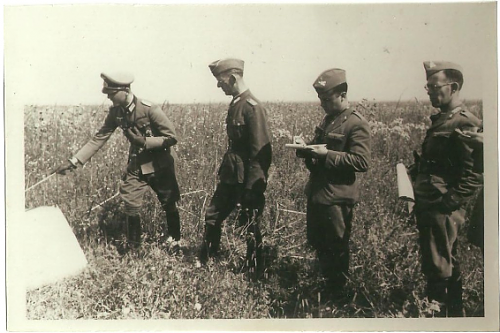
[[204, 183, 265, 229], [120, 167, 180, 216], [416, 207, 465, 279]]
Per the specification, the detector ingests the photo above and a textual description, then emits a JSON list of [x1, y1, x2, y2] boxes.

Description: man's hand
[[305, 145, 328, 158], [293, 136, 306, 146], [124, 127, 146, 147], [54, 160, 76, 175]]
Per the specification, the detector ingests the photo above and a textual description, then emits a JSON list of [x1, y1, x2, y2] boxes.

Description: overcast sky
[[5, 3, 496, 106]]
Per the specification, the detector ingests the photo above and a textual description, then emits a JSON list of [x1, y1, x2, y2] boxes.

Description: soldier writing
[[295, 68, 371, 296], [55, 73, 182, 252], [410, 61, 482, 316], [198, 59, 272, 275]]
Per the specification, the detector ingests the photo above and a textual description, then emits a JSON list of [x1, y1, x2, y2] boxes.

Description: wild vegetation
[[24, 99, 484, 319]]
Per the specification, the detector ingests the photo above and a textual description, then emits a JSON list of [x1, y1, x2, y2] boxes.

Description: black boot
[[426, 278, 448, 317], [118, 215, 141, 254], [165, 210, 181, 241], [128, 215, 142, 249], [246, 224, 263, 279], [199, 224, 221, 263], [447, 274, 464, 317]]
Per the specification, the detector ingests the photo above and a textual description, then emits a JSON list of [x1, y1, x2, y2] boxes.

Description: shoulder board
[[141, 100, 152, 107], [246, 98, 258, 106], [459, 110, 471, 118], [351, 110, 364, 120]]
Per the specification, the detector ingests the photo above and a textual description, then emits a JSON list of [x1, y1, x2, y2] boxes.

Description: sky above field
[[5, 2, 497, 106]]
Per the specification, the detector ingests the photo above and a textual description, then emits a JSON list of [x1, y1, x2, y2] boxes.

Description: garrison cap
[[313, 68, 346, 93], [423, 61, 463, 79], [101, 72, 134, 94], [209, 58, 244, 76]]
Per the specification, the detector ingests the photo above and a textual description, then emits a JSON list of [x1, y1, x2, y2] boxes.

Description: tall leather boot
[[165, 210, 181, 241], [447, 273, 464, 317], [426, 278, 448, 317], [128, 215, 142, 249], [199, 224, 221, 263], [246, 223, 263, 278]]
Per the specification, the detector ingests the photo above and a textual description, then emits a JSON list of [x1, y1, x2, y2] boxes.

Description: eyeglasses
[[424, 82, 456, 92]]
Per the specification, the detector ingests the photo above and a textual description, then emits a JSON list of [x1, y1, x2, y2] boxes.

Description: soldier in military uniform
[[410, 61, 482, 316], [199, 59, 272, 272], [55, 72, 181, 251], [295, 68, 371, 293]]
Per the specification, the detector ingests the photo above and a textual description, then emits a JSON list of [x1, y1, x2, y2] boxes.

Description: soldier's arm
[[445, 121, 483, 207], [73, 110, 118, 165], [143, 105, 178, 150], [323, 119, 371, 172], [244, 103, 272, 191]]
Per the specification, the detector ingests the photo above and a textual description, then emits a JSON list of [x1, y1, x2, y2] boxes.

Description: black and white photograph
[[5, 1, 498, 331]]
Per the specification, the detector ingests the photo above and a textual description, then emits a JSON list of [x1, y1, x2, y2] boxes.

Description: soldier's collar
[[124, 96, 136, 113], [231, 89, 250, 105], [437, 105, 462, 119], [328, 107, 349, 119]]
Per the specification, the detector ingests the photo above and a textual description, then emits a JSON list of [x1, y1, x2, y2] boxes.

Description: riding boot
[[447, 273, 464, 317], [165, 210, 181, 241], [128, 215, 142, 249], [199, 224, 221, 263], [426, 278, 448, 317], [246, 223, 263, 277]]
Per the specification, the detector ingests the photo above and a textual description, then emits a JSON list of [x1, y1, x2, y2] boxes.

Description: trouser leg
[[120, 169, 148, 251], [146, 167, 182, 242], [240, 192, 265, 274], [416, 206, 465, 317], [200, 183, 237, 262], [307, 201, 353, 289]]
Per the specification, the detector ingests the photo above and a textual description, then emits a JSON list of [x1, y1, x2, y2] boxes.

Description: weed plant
[[24, 99, 484, 319]]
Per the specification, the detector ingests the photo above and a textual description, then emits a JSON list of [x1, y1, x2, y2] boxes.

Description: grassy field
[[24, 99, 484, 319]]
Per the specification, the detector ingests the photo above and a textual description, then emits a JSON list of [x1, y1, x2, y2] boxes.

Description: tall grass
[[24, 99, 484, 319]]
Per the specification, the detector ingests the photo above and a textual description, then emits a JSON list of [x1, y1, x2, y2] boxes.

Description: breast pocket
[[326, 131, 345, 151], [134, 116, 153, 137], [425, 131, 452, 159], [228, 118, 246, 141]]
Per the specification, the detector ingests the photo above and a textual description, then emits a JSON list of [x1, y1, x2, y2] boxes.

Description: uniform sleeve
[[74, 111, 117, 164], [144, 105, 178, 150], [324, 118, 371, 172], [243, 104, 272, 191], [446, 118, 483, 205]]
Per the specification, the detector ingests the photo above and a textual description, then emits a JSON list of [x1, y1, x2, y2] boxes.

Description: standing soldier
[[199, 59, 272, 274], [411, 61, 482, 316], [55, 72, 182, 252], [295, 68, 371, 295]]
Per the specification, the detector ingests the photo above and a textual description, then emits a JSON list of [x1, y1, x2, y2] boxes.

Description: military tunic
[[204, 89, 272, 260], [74, 97, 181, 217], [304, 107, 371, 285], [414, 105, 482, 280], [467, 136, 484, 252]]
